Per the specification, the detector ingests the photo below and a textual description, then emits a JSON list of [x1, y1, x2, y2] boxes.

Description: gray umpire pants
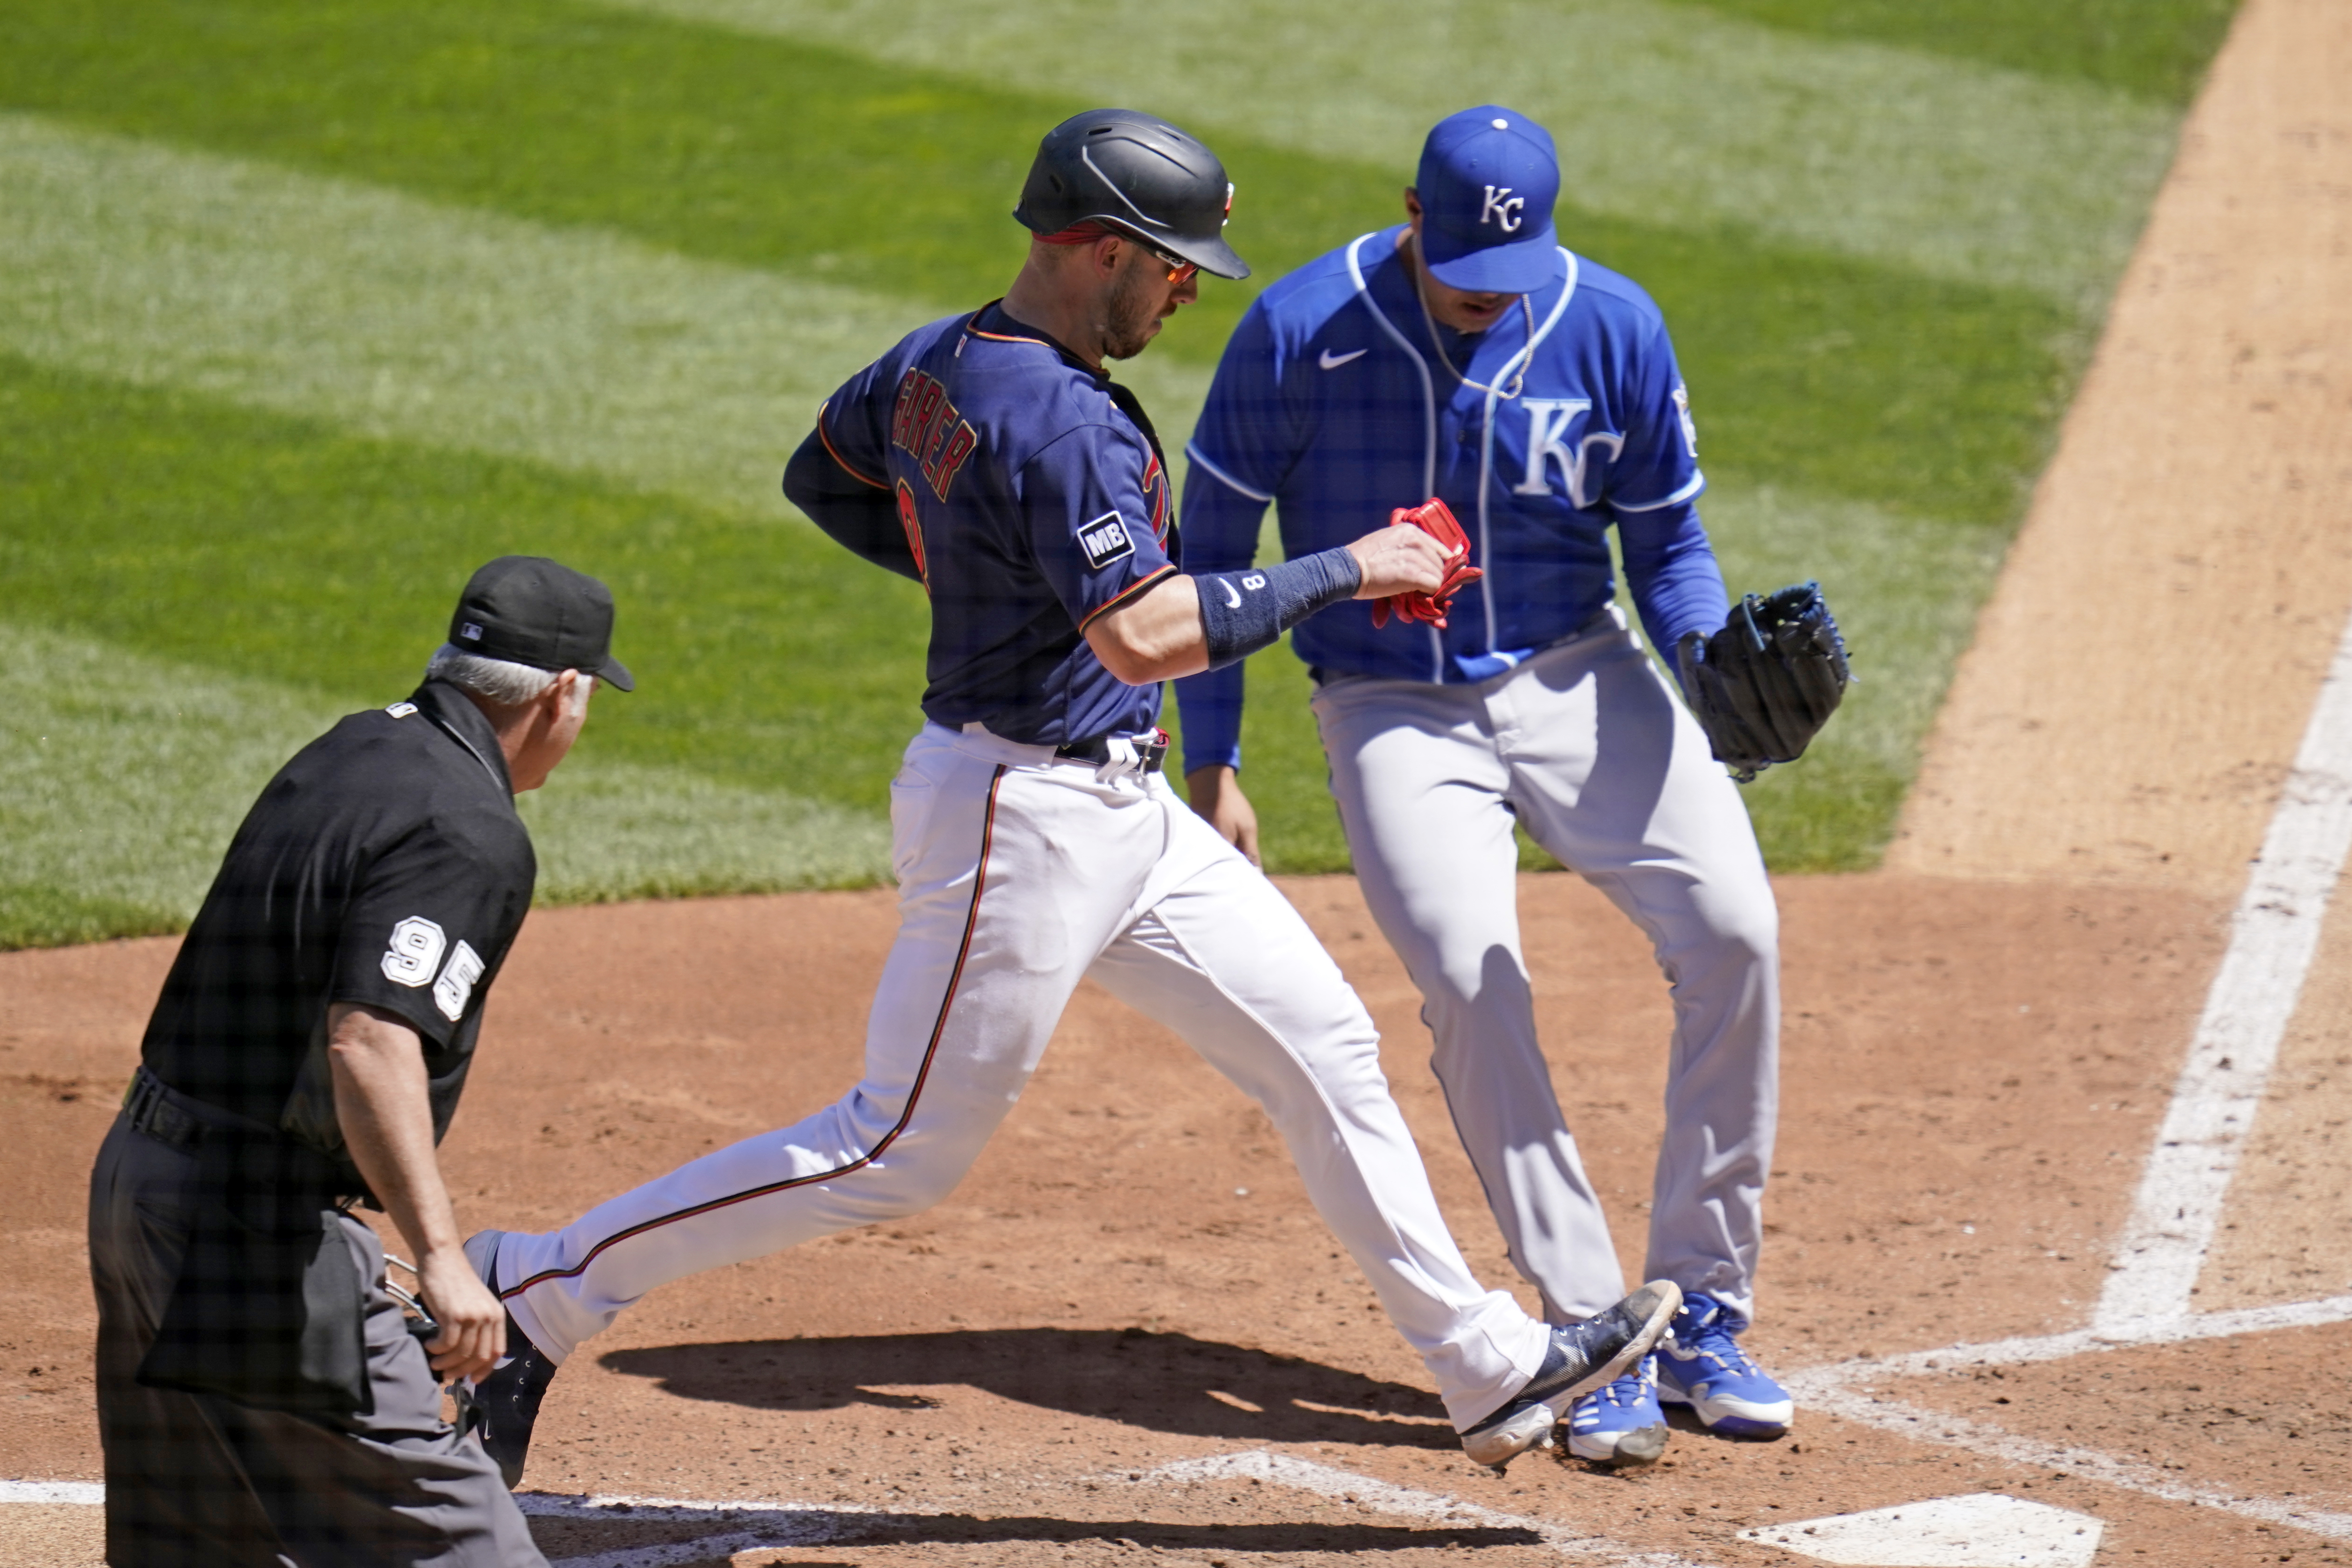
[[89, 1113, 545, 1568], [1311, 614, 1780, 1326]]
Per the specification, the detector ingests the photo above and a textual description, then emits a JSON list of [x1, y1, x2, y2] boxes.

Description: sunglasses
[[1141, 241, 1199, 286]]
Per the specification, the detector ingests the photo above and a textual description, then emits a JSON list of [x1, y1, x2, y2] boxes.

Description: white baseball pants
[[491, 722, 1550, 1429], [1311, 613, 1780, 1326]]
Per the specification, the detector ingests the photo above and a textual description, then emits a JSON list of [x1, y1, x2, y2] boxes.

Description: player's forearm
[[327, 1002, 464, 1265], [1089, 546, 1365, 686], [1173, 661, 1246, 774], [1621, 502, 1730, 654]]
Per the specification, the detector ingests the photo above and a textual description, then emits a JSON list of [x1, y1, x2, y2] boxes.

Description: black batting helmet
[[1013, 109, 1250, 280]]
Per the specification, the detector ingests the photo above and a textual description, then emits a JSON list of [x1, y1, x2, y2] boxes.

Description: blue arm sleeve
[[1620, 499, 1730, 662], [1173, 300, 1294, 776], [1173, 457, 1275, 773]]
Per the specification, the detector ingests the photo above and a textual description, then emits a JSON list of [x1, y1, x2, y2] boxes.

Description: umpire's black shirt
[[141, 678, 536, 1145]]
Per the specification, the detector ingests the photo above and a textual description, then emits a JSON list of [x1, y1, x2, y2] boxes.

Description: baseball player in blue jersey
[[462, 110, 1679, 1483], [1177, 107, 1792, 1466]]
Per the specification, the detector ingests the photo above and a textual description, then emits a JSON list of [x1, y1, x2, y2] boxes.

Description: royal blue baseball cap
[[1414, 107, 1561, 294]]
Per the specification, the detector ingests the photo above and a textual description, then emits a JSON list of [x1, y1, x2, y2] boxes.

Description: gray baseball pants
[[88, 1114, 545, 1568], [1311, 614, 1780, 1325]]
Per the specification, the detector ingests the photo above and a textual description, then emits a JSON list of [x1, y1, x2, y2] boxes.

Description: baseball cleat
[[1459, 1281, 1680, 1473], [1566, 1352, 1668, 1465], [458, 1230, 559, 1488], [1654, 1291, 1792, 1439]]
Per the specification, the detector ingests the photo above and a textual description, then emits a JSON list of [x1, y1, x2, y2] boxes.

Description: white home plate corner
[[1738, 1493, 2102, 1568]]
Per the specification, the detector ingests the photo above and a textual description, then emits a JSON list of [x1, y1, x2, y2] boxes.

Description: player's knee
[[1684, 896, 1778, 978]]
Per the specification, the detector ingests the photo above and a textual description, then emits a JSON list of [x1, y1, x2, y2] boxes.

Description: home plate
[[1736, 1492, 2103, 1567]]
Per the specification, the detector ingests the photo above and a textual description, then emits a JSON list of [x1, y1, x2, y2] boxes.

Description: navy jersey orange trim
[[1075, 562, 1179, 634], [500, 765, 1012, 1301], [1141, 448, 1172, 542], [815, 400, 887, 490], [895, 479, 930, 594]]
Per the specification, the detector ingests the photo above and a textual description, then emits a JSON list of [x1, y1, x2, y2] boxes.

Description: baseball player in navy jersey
[[1176, 107, 1792, 1465], [462, 109, 1679, 1483]]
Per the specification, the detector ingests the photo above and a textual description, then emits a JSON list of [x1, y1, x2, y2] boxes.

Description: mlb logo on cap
[[460, 622, 484, 641], [1414, 106, 1561, 294]]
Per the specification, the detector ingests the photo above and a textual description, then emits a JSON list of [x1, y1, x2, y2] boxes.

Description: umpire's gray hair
[[424, 643, 561, 706]]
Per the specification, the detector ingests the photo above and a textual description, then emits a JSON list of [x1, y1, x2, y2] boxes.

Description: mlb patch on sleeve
[[1078, 510, 1135, 570]]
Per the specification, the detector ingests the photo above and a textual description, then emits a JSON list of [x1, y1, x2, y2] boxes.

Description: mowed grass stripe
[[0, 333, 1958, 905], [0, 113, 1209, 521], [1683, 0, 2237, 105], [0, 7, 2084, 536], [0, 352, 935, 812], [0, 623, 890, 951], [601, 0, 2181, 309]]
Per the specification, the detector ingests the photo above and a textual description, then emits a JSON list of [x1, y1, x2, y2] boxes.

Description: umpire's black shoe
[[459, 1229, 558, 1489], [1458, 1281, 1681, 1473]]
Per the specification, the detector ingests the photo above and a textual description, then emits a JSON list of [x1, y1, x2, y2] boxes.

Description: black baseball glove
[[1675, 581, 1851, 783]]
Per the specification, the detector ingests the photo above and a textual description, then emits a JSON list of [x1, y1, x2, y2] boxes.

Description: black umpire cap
[[449, 556, 634, 692]]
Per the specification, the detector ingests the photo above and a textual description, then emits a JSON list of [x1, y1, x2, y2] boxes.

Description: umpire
[[89, 556, 629, 1566]]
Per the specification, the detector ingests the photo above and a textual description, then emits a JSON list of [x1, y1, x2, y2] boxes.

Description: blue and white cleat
[[1459, 1281, 1680, 1473], [1566, 1352, 1668, 1465], [1654, 1292, 1792, 1439]]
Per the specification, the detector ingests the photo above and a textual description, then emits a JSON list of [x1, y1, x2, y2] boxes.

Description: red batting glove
[[1372, 500, 1479, 629]]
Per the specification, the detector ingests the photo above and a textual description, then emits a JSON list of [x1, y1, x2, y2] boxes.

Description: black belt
[[122, 1064, 273, 1153], [1054, 727, 1169, 773]]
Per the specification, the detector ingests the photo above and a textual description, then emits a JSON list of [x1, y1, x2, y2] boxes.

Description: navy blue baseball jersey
[[803, 301, 1177, 747], [1174, 227, 1730, 774]]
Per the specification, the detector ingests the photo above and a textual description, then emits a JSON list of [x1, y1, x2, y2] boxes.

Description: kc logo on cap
[[1415, 106, 1560, 294]]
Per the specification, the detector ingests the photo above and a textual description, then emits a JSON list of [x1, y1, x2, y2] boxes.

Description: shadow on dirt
[[600, 1327, 1461, 1449], [530, 1508, 1540, 1558]]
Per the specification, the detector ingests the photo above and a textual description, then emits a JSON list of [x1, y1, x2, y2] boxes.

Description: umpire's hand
[[417, 1247, 509, 1382], [328, 1001, 512, 1382]]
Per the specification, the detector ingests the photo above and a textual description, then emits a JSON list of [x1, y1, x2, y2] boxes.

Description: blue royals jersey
[[817, 302, 1179, 747], [1175, 227, 1730, 774]]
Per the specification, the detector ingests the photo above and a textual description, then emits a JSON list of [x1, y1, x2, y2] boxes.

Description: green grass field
[[0, 0, 2238, 947]]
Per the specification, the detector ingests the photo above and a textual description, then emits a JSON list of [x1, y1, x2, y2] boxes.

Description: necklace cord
[[1407, 238, 1536, 400]]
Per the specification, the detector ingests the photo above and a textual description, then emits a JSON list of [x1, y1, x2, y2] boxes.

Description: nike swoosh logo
[[1220, 580, 1242, 609], [1318, 347, 1368, 370]]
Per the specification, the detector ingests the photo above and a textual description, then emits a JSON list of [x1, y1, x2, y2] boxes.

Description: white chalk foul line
[[1789, 1384, 2352, 1543], [0, 1480, 102, 1505], [2096, 600, 2352, 1334], [517, 1491, 880, 1568], [1127, 1450, 1712, 1566], [1761, 606, 2352, 1542]]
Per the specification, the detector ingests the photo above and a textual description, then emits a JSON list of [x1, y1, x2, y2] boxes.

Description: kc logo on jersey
[[1480, 184, 1525, 233], [1514, 399, 1625, 507], [1078, 510, 1135, 570], [891, 369, 981, 502]]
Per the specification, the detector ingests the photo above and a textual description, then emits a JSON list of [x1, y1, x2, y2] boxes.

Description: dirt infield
[[5, 871, 2340, 1566], [7, 0, 2352, 1563]]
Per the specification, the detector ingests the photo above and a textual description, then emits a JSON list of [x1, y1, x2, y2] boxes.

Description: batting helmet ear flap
[[1013, 109, 1251, 280]]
